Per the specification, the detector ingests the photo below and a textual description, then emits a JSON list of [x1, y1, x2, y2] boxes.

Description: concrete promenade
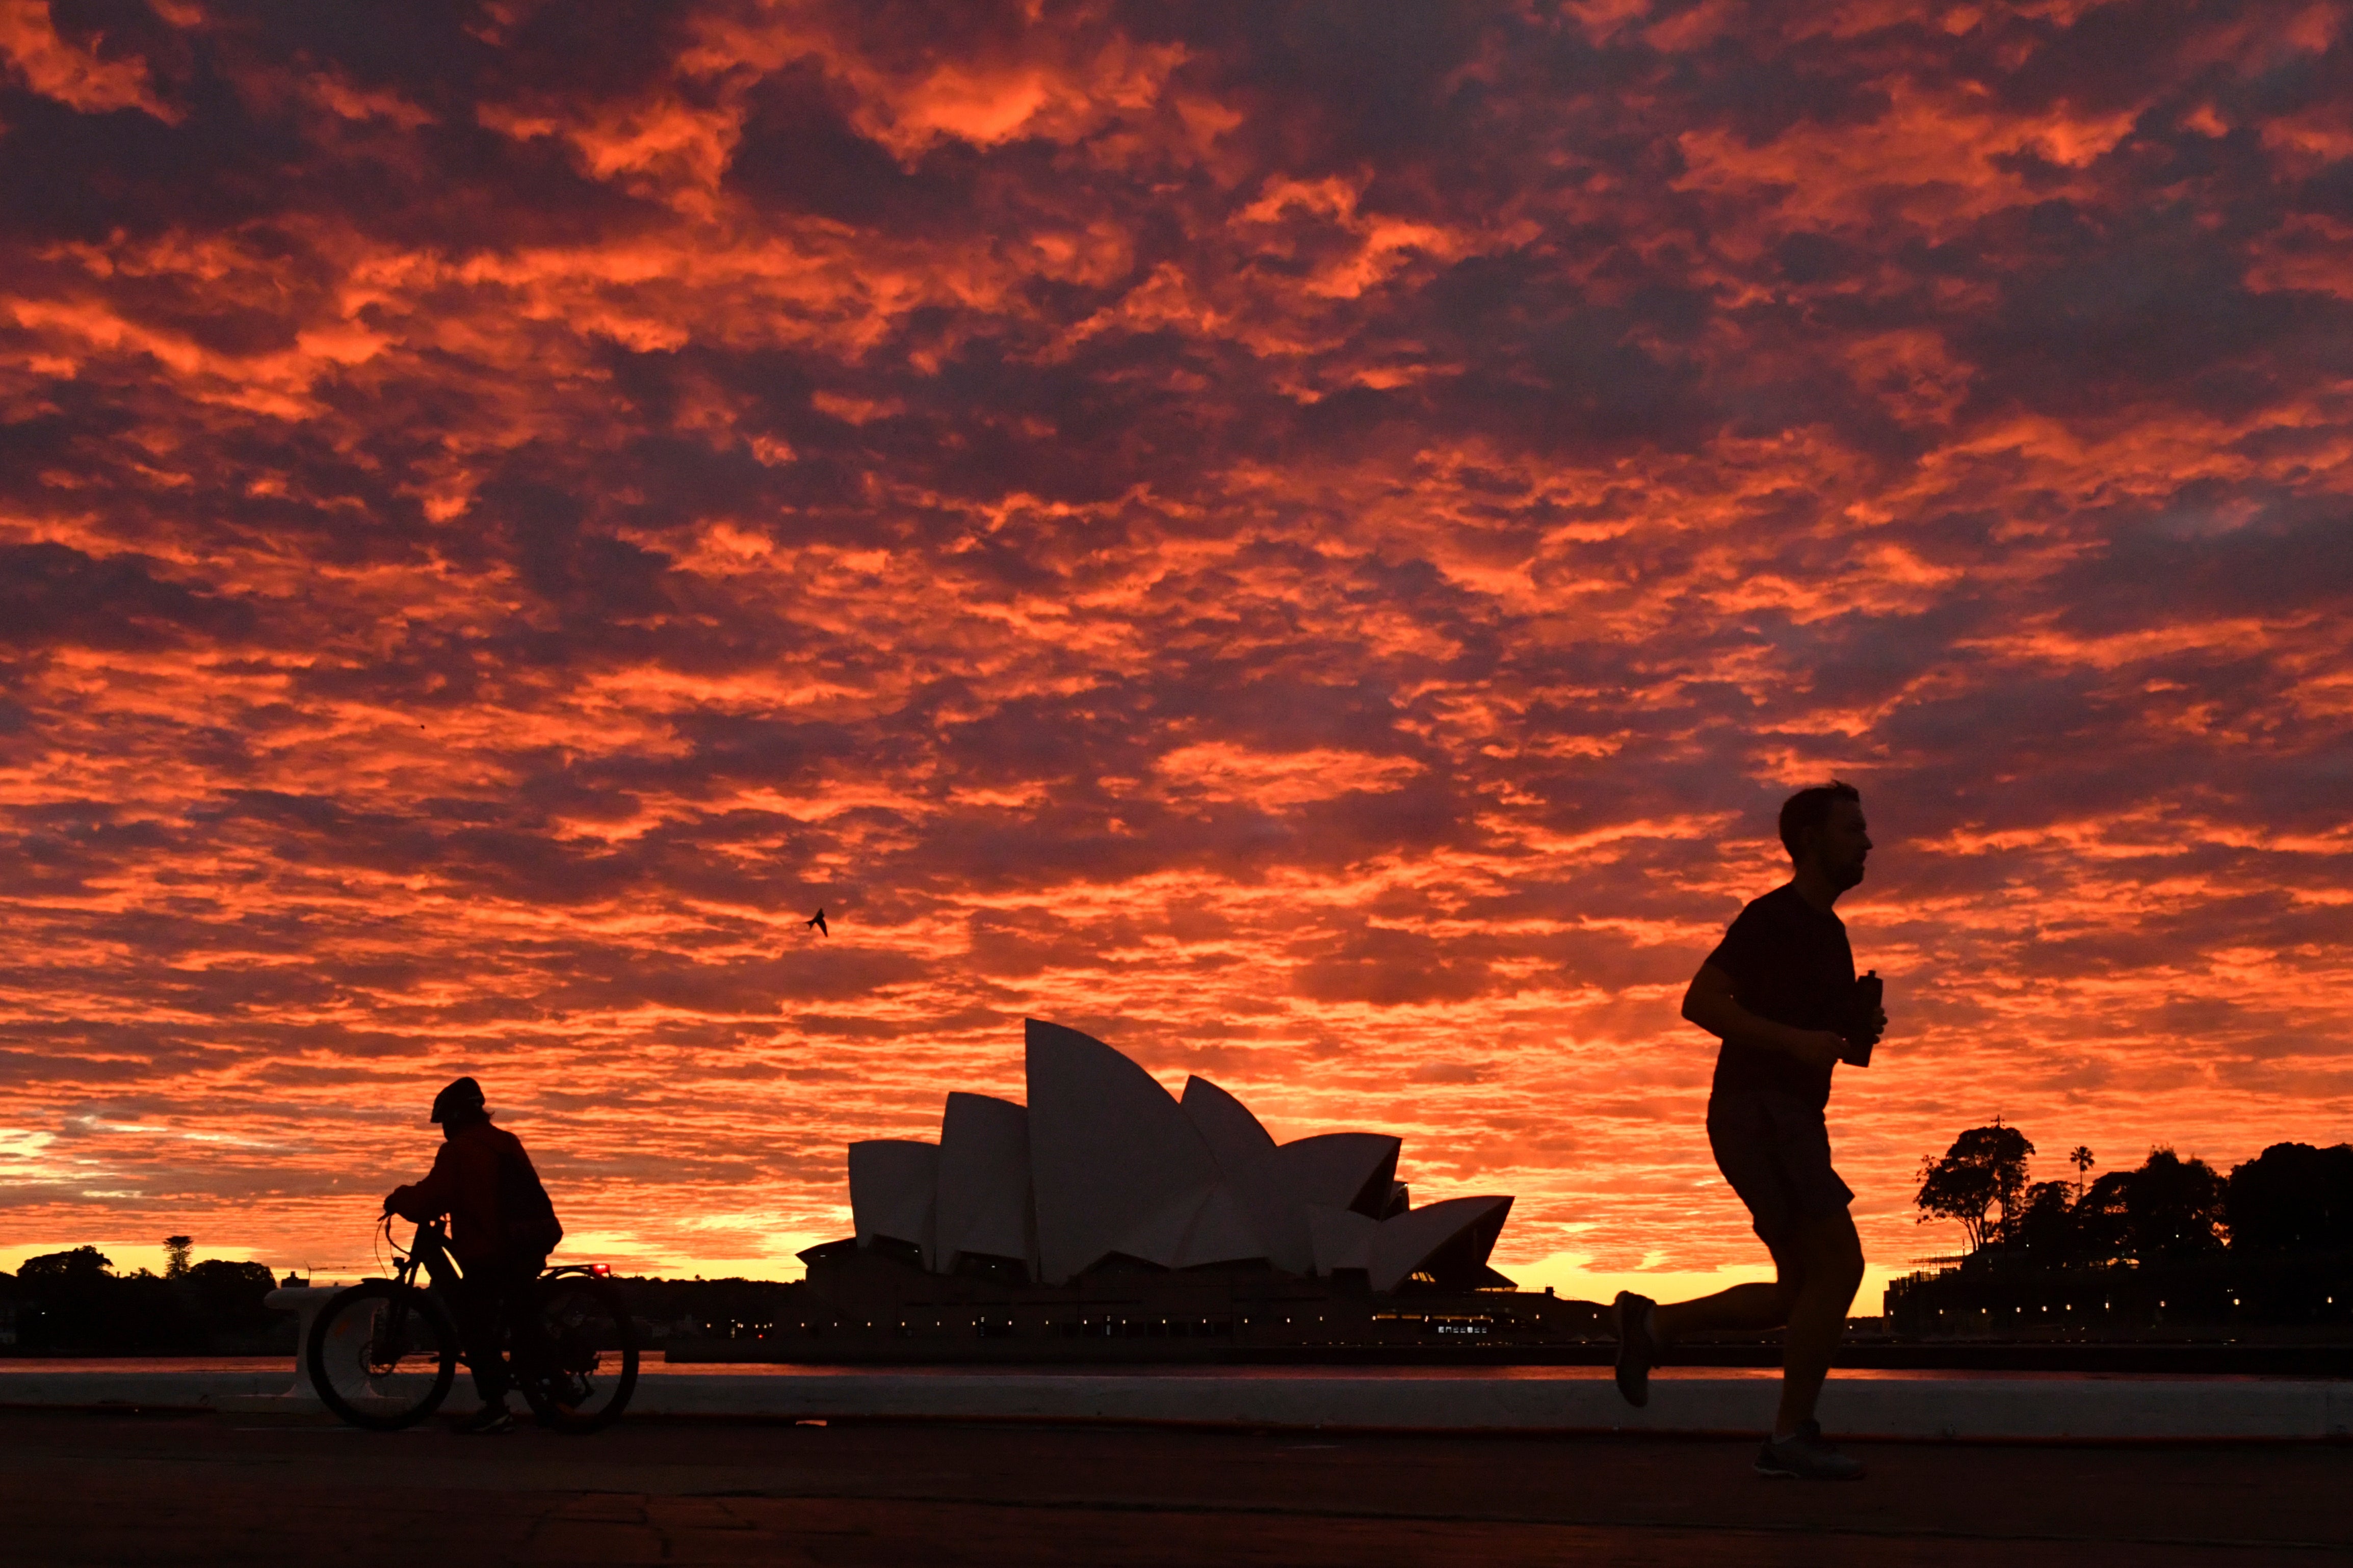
[[5, 1358, 2351, 1440], [6, 1405, 2349, 1566]]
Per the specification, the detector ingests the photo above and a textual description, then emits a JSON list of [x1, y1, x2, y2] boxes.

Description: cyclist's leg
[[447, 1269, 512, 1404], [501, 1252, 552, 1382]]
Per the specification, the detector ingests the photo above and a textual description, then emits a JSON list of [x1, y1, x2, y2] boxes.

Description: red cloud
[[0, 1, 2347, 1287]]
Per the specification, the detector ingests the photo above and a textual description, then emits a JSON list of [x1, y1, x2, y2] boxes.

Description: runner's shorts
[[1706, 1090, 1852, 1250]]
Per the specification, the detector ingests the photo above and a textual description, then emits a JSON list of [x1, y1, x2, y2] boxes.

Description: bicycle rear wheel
[[517, 1274, 639, 1433], [306, 1280, 459, 1431]]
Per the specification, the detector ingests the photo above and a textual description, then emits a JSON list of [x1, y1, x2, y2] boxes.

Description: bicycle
[[306, 1215, 639, 1433]]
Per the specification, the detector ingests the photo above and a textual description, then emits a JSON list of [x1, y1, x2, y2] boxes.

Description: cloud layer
[[3, 0, 2349, 1283]]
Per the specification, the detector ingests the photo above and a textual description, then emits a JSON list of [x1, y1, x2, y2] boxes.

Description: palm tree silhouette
[[2070, 1145, 2096, 1200]]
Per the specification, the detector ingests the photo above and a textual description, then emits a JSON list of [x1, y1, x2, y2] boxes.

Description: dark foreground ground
[[4, 1408, 2346, 1566]]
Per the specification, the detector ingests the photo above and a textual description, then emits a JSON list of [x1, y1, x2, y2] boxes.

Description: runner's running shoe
[[1755, 1419, 1865, 1480]]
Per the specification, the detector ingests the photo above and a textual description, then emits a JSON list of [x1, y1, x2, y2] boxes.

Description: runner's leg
[[1655, 1092, 1808, 1343], [1773, 1207, 1864, 1437], [1653, 1277, 1795, 1340]]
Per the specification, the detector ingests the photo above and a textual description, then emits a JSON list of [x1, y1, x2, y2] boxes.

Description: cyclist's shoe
[[530, 1394, 582, 1428], [1612, 1291, 1659, 1408], [1755, 1419, 1865, 1480], [456, 1401, 516, 1436]]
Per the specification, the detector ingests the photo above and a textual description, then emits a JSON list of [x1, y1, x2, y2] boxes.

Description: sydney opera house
[[725, 1020, 1606, 1361]]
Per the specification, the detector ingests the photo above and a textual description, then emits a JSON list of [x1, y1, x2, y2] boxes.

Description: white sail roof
[[1306, 1203, 1377, 1274], [1305, 1194, 1513, 1289], [842, 1019, 1513, 1291], [847, 1139, 939, 1268], [934, 1092, 1033, 1273], [1024, 1018, 1223, 1284], [1181, 1075, 1310, 1273], [1367, 1195, 1512, 1292], [1277, 1132, 1400, 1216]]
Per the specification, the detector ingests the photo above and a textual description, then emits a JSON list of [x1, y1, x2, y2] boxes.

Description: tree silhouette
[[2227, 1142, 2353, 1253], [1916, 1122, 2036, 1252], [9, 1246, 279, 1352], [163, 1236, 192, 1279], [2069, 1146, 2095, 1200], [2073, 1168, 2135, 1263], [2126, 1147, 2227, 1259], [2067, 1148, 2228, 1264], [2008, 1180, 2079, 1260], [18, 1246, 113, 1286]]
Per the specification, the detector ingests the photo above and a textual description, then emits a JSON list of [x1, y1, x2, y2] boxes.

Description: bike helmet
[[429, 1075, 487, 1124]]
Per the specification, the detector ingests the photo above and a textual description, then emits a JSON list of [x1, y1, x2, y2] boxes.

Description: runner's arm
[[1681, 962, 1845, 1070]]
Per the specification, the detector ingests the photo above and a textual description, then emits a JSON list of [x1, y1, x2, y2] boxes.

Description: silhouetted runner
[[383, 1076, 564, 1435], [1613, 782, 1885, 1481]]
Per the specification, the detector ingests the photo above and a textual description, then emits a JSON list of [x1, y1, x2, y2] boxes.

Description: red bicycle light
[[590, 1264, 611, 1277]]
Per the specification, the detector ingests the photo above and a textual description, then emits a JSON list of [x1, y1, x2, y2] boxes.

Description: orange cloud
[[0, 0, 2346, 1292], [0, 0, 177, 121]]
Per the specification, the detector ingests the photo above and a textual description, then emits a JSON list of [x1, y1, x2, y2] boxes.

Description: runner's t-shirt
[[1703, 883, 1855, 1109]]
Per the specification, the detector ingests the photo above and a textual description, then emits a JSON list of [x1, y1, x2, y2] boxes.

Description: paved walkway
[[5, 1408, 2348, 1565], [10, 1359, 2348, 1438]]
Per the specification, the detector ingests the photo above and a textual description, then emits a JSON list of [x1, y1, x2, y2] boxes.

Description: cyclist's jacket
[[385, 1119, 563, 1264]]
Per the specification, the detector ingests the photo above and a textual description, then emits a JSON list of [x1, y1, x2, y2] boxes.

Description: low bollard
[[215, 1286, 349, 1419]]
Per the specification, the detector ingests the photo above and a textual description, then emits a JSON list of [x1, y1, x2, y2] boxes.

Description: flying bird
[[807, 908, 828, 937]]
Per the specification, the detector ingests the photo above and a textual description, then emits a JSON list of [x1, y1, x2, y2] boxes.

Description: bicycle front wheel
[[517, 1274, 639, 1433], [306, 1280, 459, 1431]]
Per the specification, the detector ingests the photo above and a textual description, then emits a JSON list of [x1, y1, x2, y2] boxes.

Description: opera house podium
[[698, 1020, 1607, 1362]]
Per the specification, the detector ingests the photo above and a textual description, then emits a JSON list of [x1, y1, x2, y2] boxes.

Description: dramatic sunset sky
[[3, 1, 2348, 1304]]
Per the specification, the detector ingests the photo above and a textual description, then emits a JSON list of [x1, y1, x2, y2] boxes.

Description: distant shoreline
[[663, 1338, 2353, 1376]]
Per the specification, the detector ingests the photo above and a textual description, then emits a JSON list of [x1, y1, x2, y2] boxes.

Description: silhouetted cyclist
[[383, 1076, 564, 1435], [1612, 782, 1886, 1480]]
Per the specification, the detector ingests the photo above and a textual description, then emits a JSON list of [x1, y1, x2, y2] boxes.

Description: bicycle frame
[[381, 1215, 613, 1289], [386, 1214, 449, 1288], [379, 1216, 618, 1389]]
